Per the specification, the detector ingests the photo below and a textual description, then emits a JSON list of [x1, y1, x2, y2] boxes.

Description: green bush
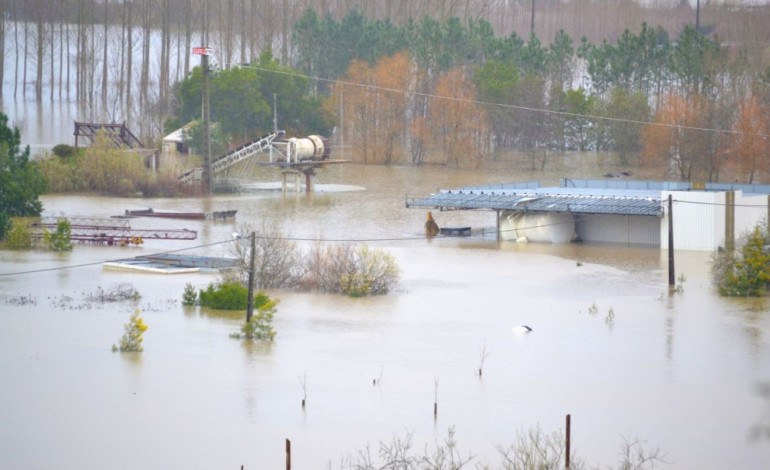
[[52, 144, 77, 158], [0, 212, 9, 240], [38, 154, 82, 192], [234, 292, 278, 341], [198, 281, 249, 310], [711, 222, 770, 296], [42, 218, 72, 251], [40, 132, 194, 197], [4, 218, 32, 249]]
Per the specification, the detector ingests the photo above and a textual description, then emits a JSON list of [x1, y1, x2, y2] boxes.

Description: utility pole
[[696, 0, 701, 34], [202, 51, 212, 194], [193, 45, 214, 194], [530, 0, 535, 36], [246, 231, 256, 323], [668, 195, 675, 288]]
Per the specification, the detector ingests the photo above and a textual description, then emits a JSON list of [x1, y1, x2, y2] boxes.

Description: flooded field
[[1, 163, 770, 469]]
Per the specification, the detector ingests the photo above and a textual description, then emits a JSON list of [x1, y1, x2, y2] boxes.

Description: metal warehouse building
[[406, 178, 770, 252]]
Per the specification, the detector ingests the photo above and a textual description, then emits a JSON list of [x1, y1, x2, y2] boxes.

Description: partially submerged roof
[[407, 179, 664, 217], [407, 187, 663, 217], [103, 254, 241, 274], [407, 178, 770, 218]]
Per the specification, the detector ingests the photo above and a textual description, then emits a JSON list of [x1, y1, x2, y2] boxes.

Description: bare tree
[[101, 1, 109, 109], [159, 0, 171, 113], [0, 0, 5, 100]]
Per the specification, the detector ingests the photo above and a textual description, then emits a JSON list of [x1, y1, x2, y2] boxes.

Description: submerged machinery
[[178, 130, 341, 192], [284, 135, 331, 163]]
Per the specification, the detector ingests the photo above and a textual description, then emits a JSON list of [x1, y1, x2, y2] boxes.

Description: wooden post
[[303, 168, 315, 193], [246, 232, 256, 323], [668, 195, 675, 288], [765, 195, 770, 230], [565, 414, 571, 469], [725, 191, 735, 253], [433, 377, 439, 420], [285, 439, 291, 470]]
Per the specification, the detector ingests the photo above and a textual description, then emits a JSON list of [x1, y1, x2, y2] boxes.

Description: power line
[[238, 63, 770, 139]]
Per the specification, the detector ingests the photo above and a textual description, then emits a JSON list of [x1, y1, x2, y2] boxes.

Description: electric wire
[[1, 197, 748, 278]]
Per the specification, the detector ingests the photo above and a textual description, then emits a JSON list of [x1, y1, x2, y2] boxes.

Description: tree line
[[3, 2, 770, 181], [284, 10, 770, 180]]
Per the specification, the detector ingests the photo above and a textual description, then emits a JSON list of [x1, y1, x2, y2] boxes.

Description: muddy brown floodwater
[[2, 163, 770, 469]]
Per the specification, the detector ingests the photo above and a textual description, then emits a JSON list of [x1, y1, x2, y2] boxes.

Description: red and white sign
[[192, 47, 213, 55]]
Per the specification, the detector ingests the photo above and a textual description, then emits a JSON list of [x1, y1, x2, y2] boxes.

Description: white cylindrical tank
[[287, 135, 330, 162], [499, 211, 575, 243]]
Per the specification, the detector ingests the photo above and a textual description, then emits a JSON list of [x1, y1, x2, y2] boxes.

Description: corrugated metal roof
[[407, 189, 663, 217]]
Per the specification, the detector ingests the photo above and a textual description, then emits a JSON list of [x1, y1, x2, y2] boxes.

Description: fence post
[[286, 438, 291, 470]]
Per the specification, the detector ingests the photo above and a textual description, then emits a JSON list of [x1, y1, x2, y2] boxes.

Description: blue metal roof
[[407, 187, 663, 217], [407, 178, 770, 217]]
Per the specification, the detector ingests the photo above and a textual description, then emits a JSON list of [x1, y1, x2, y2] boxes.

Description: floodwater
[[2, 163, 770, 470]]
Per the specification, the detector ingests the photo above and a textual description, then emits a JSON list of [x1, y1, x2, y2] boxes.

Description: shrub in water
[[711, 223, 770, 296], [233, 292, 278, 341], [198, 281, 248, 310], [182, 282, 198, 306], [43, 218, 72, 251], [303, 243, 400, 297], [112, 310, 148, 352], [4, 218, 32, 249]]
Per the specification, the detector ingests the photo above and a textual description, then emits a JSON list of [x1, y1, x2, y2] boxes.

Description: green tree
[[562, 88, 596, 151], [548, 29, 574, 91], [604, 88, 651, 165], [672, 26, 725, 97], [0, 112, 46, 239], [475, 60, 519, 150], [168, 53, 331, 144], [254, 49, 332, 136], [211, 65, 271, 141]]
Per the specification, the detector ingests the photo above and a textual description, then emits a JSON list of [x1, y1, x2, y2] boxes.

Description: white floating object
[[512, 325, 533, 334]]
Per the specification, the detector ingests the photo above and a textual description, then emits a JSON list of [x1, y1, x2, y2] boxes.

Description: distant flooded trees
[[2, 2, 770, 180], [296, 14, 770, 178]]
